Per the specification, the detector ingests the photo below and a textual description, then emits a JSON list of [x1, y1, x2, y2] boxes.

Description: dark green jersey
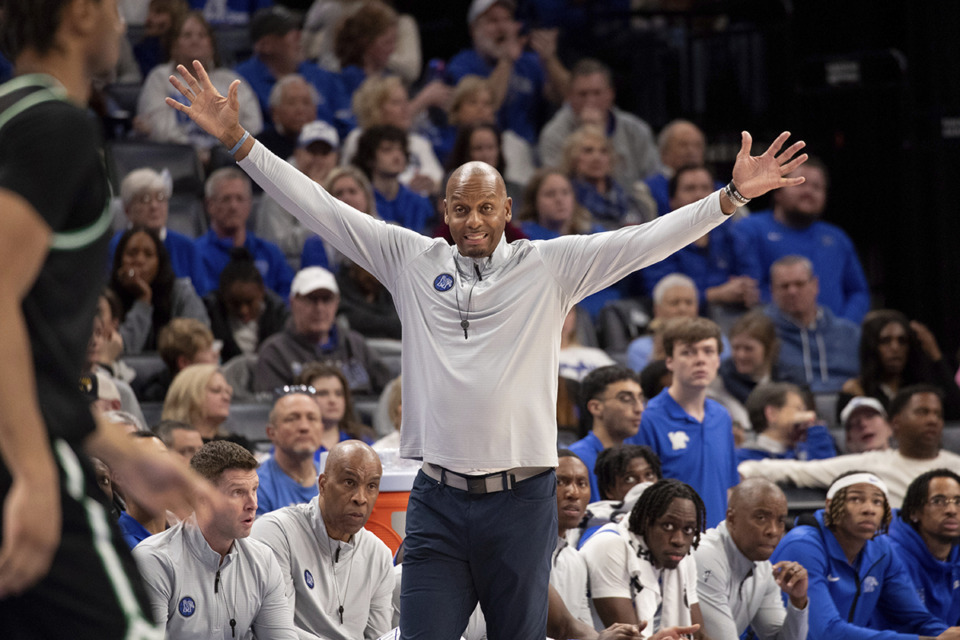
[[0, 74, 113, 444]]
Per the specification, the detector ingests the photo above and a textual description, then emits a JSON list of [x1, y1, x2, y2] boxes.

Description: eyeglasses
[[600, 392, 644, 406], [274, 384, 317, 399], [135, 192, 167, 204], [926, 495, 960, 509]]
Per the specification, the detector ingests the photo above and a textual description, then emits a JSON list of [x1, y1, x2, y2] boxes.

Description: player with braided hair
[[772, 471, 960, 639], [581, 478, 710, 639]]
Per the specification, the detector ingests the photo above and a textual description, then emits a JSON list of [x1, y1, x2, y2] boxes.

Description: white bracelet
[[227, 130, 250, 155]]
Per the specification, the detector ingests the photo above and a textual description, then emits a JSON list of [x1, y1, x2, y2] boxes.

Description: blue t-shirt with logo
[[625, 389, 737, 528]]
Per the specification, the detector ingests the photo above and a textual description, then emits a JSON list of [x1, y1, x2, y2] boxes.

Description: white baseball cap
[[467, 0, 515, 25], [291, 266, 339, 297], [840, 396, 887, 429], [298, 120, 339, 150]]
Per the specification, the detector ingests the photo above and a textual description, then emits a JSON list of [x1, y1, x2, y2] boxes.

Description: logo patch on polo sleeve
[[434, 273, 454, 292], [178, 597, 196, 617], [304, 569, 315, 589]]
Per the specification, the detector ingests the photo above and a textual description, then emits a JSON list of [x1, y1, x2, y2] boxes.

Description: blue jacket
[[733, 211, 870, 324], [771, 510, 948, 640], [735, 424, 838, 464], [765, 303, 860, 393], [625, 390, 737, 528], [878, 515, 960, 628]]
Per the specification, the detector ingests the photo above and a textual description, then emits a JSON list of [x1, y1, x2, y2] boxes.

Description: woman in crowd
[[161, 363, 252, 450], [562, 124, 646, 228], [840, 309, 960, 420], [304, 0, 422, 86], [296, 363, 376, 451], [429, 75, 495, 166], [708, 309, 802, 429], [109, 227, 208, 354], [443, 122, 523, 204], [332, 0, 443, 113], [136, 10, 262, 163], [517, 168, 604, 241], [301, 166, 380, 271], [341, 75, 444, 194], [202, 248, 290, 362]]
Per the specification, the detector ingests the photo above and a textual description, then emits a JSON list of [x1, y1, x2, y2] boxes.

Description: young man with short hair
[[878, 469, 960, 629], [133, 441, 296, 638], [627, 317, 737, 527], [553, 451, 593, 625], [571, 365, 644, 502], [354, 125, 433, 233], [739, 381, 836, 462]]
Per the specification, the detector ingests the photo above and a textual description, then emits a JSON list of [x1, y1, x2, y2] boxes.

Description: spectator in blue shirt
[[256, 390, 322, 516], [738, 382, 837, 463], [734, 158, 870, 324], [110, 167, 203, 289], [626, 317, 738, 528], [353, 125, 434, 234], [877, 469, 960, 630], [447, 0, 570, 147], [194, 167, 294, 297], [771, 470, 958, 640], [569, 365, 645, 503], [235, 6, 354, 138], [642, 165, 758, 321]]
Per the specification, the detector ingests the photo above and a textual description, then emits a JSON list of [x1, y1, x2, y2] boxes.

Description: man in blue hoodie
[[878, 469, 960, 629], [765, 255, 859, 393], [771, 470, 960, 640]]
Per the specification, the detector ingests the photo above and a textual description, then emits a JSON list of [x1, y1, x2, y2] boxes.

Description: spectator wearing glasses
[[770, 471, 959, 640], [257, 388, 324, 515], [876, 469, 960, 630], [254, 267, 391, 396], [570, 366, 645, 503], [110, 167, 203, 287]]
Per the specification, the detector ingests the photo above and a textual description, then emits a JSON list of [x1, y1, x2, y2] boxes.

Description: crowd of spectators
[[54, 0, 960, 637]]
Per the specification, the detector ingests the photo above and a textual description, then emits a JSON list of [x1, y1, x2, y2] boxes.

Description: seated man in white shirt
[[133, 441, 295, 639], [580, 478, 712, 640], [251, 440, 394, 640], [553, 451, 593, 625], [694, 478, 809, 640]]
